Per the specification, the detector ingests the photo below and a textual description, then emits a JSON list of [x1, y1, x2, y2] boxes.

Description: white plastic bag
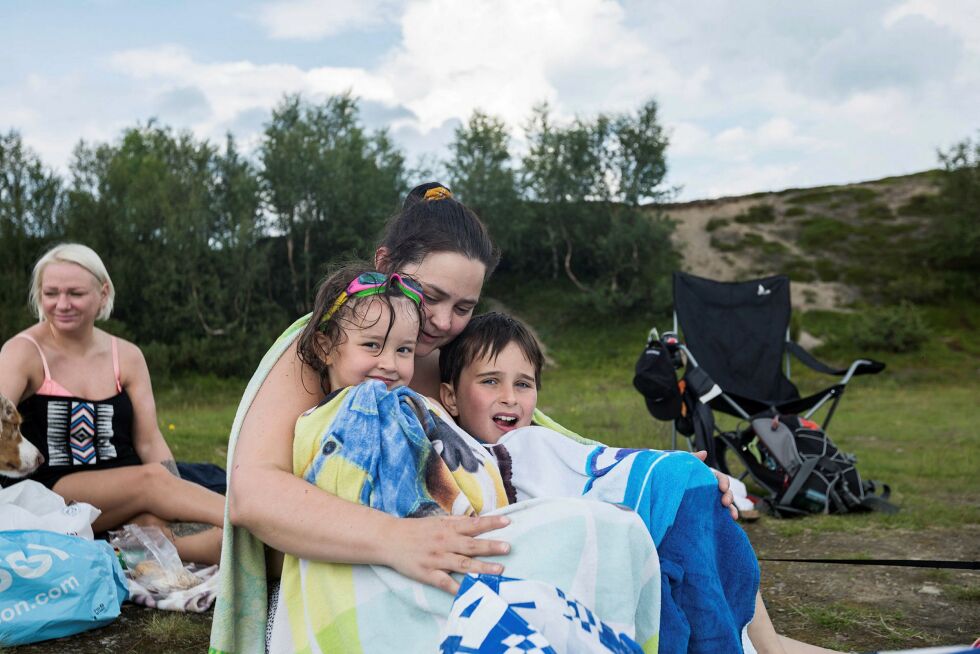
[[0, 480, 100, 539]]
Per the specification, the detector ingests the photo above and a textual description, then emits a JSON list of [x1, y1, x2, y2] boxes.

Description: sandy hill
[[657, 172, 942, 312]]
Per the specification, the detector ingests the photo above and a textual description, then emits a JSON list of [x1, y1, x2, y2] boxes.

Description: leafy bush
[[734, 204, 776, 224], [710, 234, 740, 252], [705, 216, 729, 232], [897, 192, 943, 216], [799, 217, 850, 249], [843, 302, 928, 353], [814, 259, 841, 282], [782, 260, 817, 282], [784, 206, 806, 217], [788, 186, 876, 206], [881, 274, 948, 304], [857, 202, 894, 221]]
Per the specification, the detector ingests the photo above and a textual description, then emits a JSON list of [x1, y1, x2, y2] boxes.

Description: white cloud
[[885, 0, 980, 51], [254, 0, 400, 40], [3, 0, 977, 201], [381, 0, 664, 132], [106, 45, 397, 141]]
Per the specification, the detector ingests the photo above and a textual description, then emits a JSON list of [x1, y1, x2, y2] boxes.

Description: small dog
[[0, 394, 44, 479]]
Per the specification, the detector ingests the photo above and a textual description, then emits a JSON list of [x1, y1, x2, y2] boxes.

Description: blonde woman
[[0, 243, 224, 564]]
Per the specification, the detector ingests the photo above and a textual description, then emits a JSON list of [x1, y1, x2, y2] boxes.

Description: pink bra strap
[[14, 333, 52, 381], [111, 337, 122, 393]]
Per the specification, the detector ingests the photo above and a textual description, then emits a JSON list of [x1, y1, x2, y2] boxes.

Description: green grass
[[154, 375, 244, 465], [140, 612, 212, 650], [788, 604, 928, 648]]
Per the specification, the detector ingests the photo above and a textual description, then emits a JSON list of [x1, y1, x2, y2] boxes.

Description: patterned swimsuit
[[2, 333, 141, 490]]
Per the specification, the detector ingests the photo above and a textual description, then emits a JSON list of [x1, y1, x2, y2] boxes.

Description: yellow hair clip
[[423, 186, 452, 201]]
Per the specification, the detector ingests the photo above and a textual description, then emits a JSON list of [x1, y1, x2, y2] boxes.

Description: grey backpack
[[736, 414, 898, 517]]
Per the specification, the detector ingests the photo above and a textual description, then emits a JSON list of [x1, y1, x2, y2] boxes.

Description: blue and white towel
[[491, 426, 761, 654], [258, 383, 664, 654], [442, 573, 643, 654]]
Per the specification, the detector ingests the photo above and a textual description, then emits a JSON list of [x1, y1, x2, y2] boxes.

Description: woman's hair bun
[[403, 182, 453, 209]]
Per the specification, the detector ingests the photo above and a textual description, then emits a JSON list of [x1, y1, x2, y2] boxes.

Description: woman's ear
[[374, 246, 390, 271], [439, 382, 459, 417]]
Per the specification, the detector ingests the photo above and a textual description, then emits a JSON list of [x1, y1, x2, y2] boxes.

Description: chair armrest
[[785, 341, 886, 381]]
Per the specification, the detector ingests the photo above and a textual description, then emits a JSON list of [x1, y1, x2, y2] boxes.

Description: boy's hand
[[384, 514, 512, 594], [693, 450, 738, 520]]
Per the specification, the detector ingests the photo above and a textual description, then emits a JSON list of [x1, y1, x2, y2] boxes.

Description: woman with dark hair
[[221, 183, 507, 591], [214, 183, 832, 654]]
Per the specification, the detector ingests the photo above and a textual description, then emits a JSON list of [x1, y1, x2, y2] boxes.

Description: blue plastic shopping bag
[[0, 530, 129, 646]]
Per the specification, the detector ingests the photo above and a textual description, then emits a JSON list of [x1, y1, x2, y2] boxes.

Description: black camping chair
[[635, 271, 885, 473]]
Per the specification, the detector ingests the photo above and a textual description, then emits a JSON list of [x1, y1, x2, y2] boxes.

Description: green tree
[[933, 136, 980, 281], [446, 111, 527, 265], [0, 131, 65, 334], [520, 101, 676, 311], [522, 103, 607, 283], [259, 94, 406, 314], [62, 124, 277, 375], [610, 100, 671, 206]]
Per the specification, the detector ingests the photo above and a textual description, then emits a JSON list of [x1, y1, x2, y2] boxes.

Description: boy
[[439, 312, 768, 653], [439, 312, 746, 509], [438, 312, 543, 445]]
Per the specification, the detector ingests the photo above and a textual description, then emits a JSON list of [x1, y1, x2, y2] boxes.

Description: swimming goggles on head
[[323, 271, 424, 323]]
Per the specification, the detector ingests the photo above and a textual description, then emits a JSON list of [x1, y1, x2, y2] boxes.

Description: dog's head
[[0, 394, 44, 478]]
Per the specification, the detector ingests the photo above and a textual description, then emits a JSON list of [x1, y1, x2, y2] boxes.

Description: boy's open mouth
[[492, 414, 519, 429]]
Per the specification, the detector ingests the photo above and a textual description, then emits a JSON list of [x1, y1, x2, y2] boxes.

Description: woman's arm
[[228, 342, 511, 593], [0, 337, 40, 404], [122, 340, 176, 465]]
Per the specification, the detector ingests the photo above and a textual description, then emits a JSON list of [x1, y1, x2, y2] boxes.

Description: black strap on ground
[[759, 557, 979, 570]]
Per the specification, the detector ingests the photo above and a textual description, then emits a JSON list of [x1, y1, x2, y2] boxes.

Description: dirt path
[[747, 523, 980, 651]]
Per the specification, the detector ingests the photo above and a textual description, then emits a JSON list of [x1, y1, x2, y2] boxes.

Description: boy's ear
[[374, 246, 390, 271], [440, 382, 459, 417]]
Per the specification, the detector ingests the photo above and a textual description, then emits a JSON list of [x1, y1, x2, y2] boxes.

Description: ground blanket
[[493, 426, 760, 654]]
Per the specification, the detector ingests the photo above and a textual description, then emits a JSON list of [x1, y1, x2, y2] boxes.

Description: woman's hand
[[693, 450, 738, 520], [383, 514, 512, 594]]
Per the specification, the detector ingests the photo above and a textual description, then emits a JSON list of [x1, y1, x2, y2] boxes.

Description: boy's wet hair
[[377, 182, 500, 279], [439, 312, 544, 390], [297, 261, 425, 394]]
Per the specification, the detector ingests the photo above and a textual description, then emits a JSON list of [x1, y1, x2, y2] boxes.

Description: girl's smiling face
[[323, 296, 420, 391], [400, 252, 486, 357]]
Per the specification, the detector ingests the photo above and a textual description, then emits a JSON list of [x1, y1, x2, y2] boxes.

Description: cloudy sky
[[2, 0, 977, 200]]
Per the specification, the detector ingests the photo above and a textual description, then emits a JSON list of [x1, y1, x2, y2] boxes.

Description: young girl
[[294, 264, 427, 396]]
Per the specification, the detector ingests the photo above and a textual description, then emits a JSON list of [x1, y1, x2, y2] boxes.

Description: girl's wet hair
[[297, 261, 425, 394], [377, 182, 500, 279]]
